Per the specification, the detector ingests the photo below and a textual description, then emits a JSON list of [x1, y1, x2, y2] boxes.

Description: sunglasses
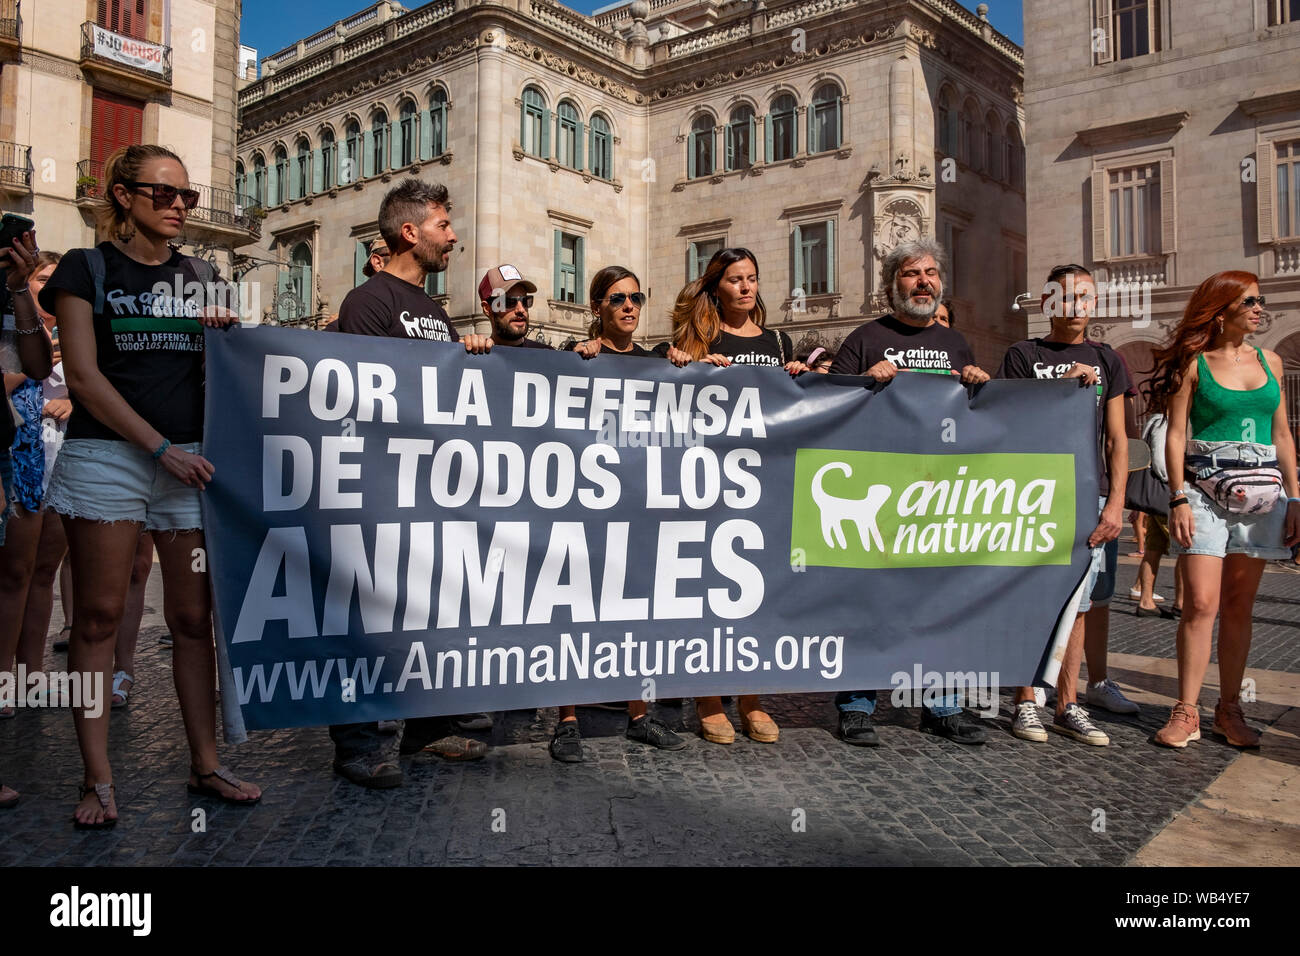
[[500, 295, 533, 309], [125, 181, 201, 210], [1240, 295, 1266, 308], [602, 292, 646, 308]]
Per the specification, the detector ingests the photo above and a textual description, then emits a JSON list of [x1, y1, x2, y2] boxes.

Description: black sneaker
[[838, 710, 880, 746], [919, 710, 988, 745], [626, 716, 687, 750], [550, 720, 584, 763], [333, 750, 403, 789]]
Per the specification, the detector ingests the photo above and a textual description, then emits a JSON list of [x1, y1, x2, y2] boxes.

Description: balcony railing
[[0, 140, 30, 190], [80, 21, 172, 85], [75, 160, 262, 240], [1, 0, 19, 42]]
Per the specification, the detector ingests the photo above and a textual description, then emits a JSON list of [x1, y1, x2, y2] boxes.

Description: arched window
[[936, 87, 956, 155], [984, 112, 1000, 181], [278, 242, 313, 323], [960, 98, 980, 168], [429, 87, 448, 157], [399, 100, 418, 167], [294, 138, 310, 199], [689, 113, 715, 178], [809, 82, 842, 153], [556, 100, 581, 170], [371, 111, 388, 176], [343, 121, 360, 183], [1005, 122, 1023, 190], [726, 105, 755, 171], [589, 112, 612, 180], [320, 128, 336, 191], [521, 86, 547, 158], [767, 93, 797, 162], [251, 154, 266, 205], [272, 146, 288, 204]]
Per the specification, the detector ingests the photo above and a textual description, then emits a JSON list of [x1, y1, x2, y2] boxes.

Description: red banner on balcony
[[92, 25, 166, 75]]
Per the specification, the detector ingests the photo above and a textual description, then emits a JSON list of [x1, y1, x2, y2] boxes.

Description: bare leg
[[17, 510, 67, 670], [1083, 605, 1109, 684], [0, 505, 45, 680], [1054, 614, 1086, 717], [1174, 554, 1224, 707], [111, 533, 154, 703], [1137, 548, 1163, 611], [1216, 555, 1265, 704]]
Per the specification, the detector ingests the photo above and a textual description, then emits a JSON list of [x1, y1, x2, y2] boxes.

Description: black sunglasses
[[125, 181, 201, 210], [1240, 295, 1266, 308], [501, 295, 533, 309], [602, 292, 645, 308]]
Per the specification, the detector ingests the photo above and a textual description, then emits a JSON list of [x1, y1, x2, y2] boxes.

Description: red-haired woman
[[1149, 271, 1299, 748]]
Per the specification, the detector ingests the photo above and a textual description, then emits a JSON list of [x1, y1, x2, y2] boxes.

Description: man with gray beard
[[828, 238, 991, 746]]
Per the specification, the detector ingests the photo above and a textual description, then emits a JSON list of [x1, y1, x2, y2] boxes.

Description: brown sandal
[[188, 765, 261, 805], [73, 782, 116, 829]]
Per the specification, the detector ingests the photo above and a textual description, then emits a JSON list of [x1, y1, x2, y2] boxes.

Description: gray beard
[[896, 293, 939, 322]]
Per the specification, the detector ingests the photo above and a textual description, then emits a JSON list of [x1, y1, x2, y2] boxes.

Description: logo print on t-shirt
[[398, 310, 452, 341], [884, 346, 952, 371]]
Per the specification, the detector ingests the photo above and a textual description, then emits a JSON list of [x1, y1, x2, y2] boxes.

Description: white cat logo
[[107, 289, 138, 314], [811, 462, 891, 552]]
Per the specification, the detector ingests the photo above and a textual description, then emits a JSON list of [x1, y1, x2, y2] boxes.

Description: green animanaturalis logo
[[791, 450, 1076, 568]]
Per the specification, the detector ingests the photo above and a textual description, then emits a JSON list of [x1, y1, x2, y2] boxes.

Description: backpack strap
[[86, 247, 107, 315]]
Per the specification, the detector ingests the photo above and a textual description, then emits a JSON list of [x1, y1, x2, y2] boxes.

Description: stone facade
[[0, 0, 252, 270], [1023, 0, 1300, 420], [237, 0, 1026, 368]]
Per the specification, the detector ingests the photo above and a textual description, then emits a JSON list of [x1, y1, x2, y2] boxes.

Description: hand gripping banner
[[203, 327, 1098, 735]]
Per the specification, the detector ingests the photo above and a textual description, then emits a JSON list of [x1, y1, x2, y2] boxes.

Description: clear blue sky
[[241, 1, 1022, 60]]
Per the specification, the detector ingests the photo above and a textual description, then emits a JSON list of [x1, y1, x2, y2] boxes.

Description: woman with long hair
[[39, 144, 261, 826], [664, 248, 805, 744], [1149, 271, 1299, 748]]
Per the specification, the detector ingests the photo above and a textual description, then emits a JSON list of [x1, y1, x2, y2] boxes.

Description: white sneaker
[[1086, 678, 1140, 714], [1053, 703, 1110, 746], [1128, 587, 1164, 603], [1011, 702, 1048, 742]]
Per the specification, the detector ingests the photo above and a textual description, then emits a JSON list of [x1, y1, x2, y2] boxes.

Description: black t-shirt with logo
[[38, 243, 219, 443], [997, 338, 1131, 494], [338, 271, 459, 342], [709, 328, 793, 367], [831, 314, 975, 376]]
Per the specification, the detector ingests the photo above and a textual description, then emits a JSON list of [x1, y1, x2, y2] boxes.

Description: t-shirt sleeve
[[37, 248, 94, 315], [337, 287, 393, 336], [996, 342, 1032, 379], [952, 334, 977, 371], [1104, 347, 1131, 403], [829, 328, 865, 374], [651, 341, 672, 358], [779, 330, 794, 363]]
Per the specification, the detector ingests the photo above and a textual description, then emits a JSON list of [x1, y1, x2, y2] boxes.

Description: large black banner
[[203, 326, 1097, 734]]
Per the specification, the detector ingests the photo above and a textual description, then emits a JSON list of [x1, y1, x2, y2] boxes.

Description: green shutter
[[390, 121, 401, 168], [575, 120, 584, 170], [419, 109, 433, 160], [834, 97, 843, 149], [520, 104, 528, 153], [764, 114, 773, 163], [276, 269, 292, 321], [806, 106, 814, 153], [354, 241, 367, 287], [311, 148, 323, 193], [792, 224, 804, 293], [576, 237, 585, 304], [541, 108, 551, 159], [688, 132, 696, 179], [435, 103, 447, 155], [268, 161, 279, 204], [362, 130, 374, 177], [748, 115, 757, 165], [826, 220, 836, 294], [553, 229, 562, 299]]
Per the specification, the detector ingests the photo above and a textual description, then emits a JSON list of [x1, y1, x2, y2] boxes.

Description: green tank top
[[1189, 348, 1280, 442]]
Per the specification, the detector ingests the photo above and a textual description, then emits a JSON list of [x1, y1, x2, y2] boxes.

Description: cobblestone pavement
[[1, 555, 1295, 866]]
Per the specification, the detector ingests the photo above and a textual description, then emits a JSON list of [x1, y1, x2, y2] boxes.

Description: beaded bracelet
[[13, 323, 43, 335], [152, 439, 171, 460]]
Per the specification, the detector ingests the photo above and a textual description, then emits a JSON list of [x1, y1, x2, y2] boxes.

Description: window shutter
[[804, 107, 811, 154], [542, 109, 551, 159], [1258, 142, 1275, 243], [354, 241, 367, 287], [435, 102, 447, 155], [725, 124, 734, 170], [311, 148, 323, 193], [520, 105, 528, 153], [1094, 0, 1113, 64], [268, 161, 279, 205], [764, 114, 773, 163], [1159, 157, 1176, 255], [390, 121, 401, 168], [1091, 167, 1108, 262], [553, 230, 562, 300], [834, 97, 842, 149], [575, 120, 584, 170], [362, 130, 374, 178], [688, 132, 696, 179], [276, 270, 292, 321], [792, 224, 804, 293], [826, 220, 836, 294], [420, 109, 433, 160], [576, 238, 586, 304], [748, 114, 757, 165]]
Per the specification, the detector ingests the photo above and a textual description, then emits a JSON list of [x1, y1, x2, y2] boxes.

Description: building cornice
[[1074, 111, 1189, 148], [1238, 86, 1300, 118]]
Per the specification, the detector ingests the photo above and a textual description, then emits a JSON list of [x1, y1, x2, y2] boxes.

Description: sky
[[240, 0, 1023, 61]]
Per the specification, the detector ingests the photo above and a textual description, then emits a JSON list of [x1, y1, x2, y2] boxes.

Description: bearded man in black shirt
[[829, 238, 991, 747]]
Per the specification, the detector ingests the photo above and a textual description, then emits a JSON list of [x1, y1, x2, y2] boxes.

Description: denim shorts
[[1078, 497, 1117, 613], [1170, 483, 1289, 561], [0, 450, 12, 546], [44, 438, 204, 532]]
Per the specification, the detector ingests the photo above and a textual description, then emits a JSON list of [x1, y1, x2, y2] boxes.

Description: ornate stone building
[[1, 0, 255, 268], [1024, 0, 1300, 432], [237, 0, 1026, 367]]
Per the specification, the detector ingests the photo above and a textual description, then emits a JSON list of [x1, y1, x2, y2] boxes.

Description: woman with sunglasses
[[661, 248, 806, 745], [550, 267, 687, 762], [1148, 272, 1299, 748], [39, 144, 261, 827]]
